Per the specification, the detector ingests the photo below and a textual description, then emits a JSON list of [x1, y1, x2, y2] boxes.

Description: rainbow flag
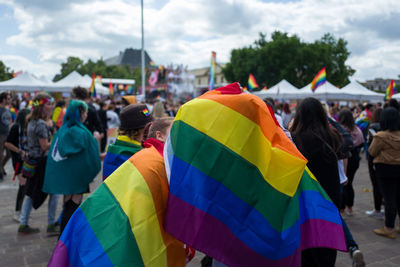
[[384, 80, 396, 100], [311, 67, 326, 92], [10, 107, 17, 122], [208, 51, 216, 91], [49, 147, 185, 267], [356, 109, 371, 131], [109, 81, 113, 95], [150, 60, 157, 68], [164, 82, 346, 267], [89, 73, 96, 97], [248, 74, 259, 90]]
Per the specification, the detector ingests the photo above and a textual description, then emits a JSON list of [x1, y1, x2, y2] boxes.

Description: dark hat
[[119, 104, 153, 130]]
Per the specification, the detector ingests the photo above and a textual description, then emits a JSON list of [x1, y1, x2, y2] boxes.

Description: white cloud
[[1, 0, 400, 81]]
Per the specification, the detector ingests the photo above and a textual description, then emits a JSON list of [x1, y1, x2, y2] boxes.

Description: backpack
[[328, 117, 354, 159]]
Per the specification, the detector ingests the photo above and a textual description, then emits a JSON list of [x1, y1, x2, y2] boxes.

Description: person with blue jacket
[[43, 99, 101, 235]]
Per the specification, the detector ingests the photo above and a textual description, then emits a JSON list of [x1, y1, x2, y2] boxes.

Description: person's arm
[[39, 138, 51, 152], [5, 141, 20, 154], [368, 135, 383, 157]]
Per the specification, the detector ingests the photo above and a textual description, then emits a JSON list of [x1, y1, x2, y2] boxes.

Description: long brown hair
[[290, 97, 342, 154], [26, 93, 52, 123]]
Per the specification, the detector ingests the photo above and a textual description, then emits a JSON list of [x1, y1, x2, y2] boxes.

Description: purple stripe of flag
[[48, 241, 71, 267], [300, 219, 347, 251], [165, 193, 301, 267]]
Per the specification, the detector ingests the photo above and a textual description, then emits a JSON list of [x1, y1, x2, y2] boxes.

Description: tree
[[53, 57, 136, 82], [0, 61, 14, 81], [223, 31, 355, 89]]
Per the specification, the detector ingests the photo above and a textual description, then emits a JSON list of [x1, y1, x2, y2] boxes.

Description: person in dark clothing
[[98, 101, 108, 152], [338, 109, 364, 216], [71, 87, 104, 135], [5, 108, 31, 222], [369, 107, 400, 239], [290, 97, 343, 267], [71, 87, 104, 151], [366, 108, 384, 218]]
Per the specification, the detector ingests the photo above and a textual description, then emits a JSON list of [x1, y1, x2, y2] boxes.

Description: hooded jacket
[[43, 123, 101, 194], [369, 130, 400, 165]]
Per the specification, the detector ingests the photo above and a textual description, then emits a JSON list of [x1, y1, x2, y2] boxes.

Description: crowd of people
[[0, 84, 399, 266]]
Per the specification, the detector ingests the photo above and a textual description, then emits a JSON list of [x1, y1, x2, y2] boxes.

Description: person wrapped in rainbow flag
[[49, 83, 345, 267], [164, 82, 346, 266], [49, 117, 191, 267]]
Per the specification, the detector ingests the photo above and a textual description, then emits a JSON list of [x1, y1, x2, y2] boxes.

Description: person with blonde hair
[[152, 101, 167, 118]]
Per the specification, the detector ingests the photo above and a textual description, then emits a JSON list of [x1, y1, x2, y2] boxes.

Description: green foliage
[[53, 57, 137, 82], [0, 61, 14, 81], [223, 31, 355, 89]]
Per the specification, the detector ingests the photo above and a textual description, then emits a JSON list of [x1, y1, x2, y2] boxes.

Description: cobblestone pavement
[[0, 155, 399, 266]]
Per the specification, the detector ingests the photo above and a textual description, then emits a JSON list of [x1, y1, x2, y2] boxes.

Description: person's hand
[[93, 131, 101, 139], [17, 175, 27, 186]]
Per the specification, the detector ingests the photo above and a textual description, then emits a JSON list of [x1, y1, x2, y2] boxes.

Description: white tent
[[341, 82, 384, 102], [48, 71, 109, 95], [0, 72, 52, 92], [392, 93, 400, 100], [82, 75, 109, 95], [253, 79, 298, 99], [294, 81, 354, 100]]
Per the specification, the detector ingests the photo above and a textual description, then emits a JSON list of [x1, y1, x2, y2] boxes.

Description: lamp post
[[141, 0, 146, 99]]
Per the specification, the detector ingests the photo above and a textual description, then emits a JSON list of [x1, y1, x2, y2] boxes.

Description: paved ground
[[0, 155, 399, 266]]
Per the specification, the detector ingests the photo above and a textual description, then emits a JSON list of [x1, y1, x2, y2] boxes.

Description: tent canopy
[[0, 71, 109, 95], [0, 72, 51, 92], [341, 81, 384, 101], [253, 79, 298, 99]]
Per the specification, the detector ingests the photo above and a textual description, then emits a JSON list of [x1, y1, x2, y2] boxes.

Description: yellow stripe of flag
[[104, 161, 168, 267], [176, 98, 306, 197]]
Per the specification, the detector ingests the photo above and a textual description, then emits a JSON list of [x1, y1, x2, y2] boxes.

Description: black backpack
[[328, 117, 354, 159]]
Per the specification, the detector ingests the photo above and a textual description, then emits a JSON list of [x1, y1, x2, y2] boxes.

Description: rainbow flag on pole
[[49, 147, 185, 267], [208, 51, 216, 91], [248, 74, 259, 91], [164, 82, 346, 267], [384, 80, 396, 100], [89, 73, 96, 97], [109, 81, 114, 95], [311, 67, 326, 92]]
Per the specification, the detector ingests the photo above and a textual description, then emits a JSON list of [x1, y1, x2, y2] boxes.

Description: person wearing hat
[[102, 104, 153, 180]]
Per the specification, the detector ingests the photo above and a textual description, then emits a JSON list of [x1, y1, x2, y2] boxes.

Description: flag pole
[[141, 0, 146, 100]]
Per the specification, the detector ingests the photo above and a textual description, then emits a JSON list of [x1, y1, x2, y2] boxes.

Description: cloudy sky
[[0, 0, 399, 82]]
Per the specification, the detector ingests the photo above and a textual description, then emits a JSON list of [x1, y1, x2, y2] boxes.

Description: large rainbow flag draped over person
[[311, 67, 326, 92], [164, 82, 346, 267], [48, 146, 186, 267]]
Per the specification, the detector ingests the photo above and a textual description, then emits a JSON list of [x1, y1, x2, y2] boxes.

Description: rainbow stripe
[[356, 109, 371, 131], [49, 147, 185, 267], [208, 51, 216, 91], [109, 82, 114, 95], [10, 107, 17, 121], [89, 73, 96, 97], [311, 67, 326, 92], [248, 74, 259, 90], [385, 80, 396, 100], [164, 83, 346, 267]]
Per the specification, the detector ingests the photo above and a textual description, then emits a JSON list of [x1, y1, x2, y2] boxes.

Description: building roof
[[104, 48, 152, 68]]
